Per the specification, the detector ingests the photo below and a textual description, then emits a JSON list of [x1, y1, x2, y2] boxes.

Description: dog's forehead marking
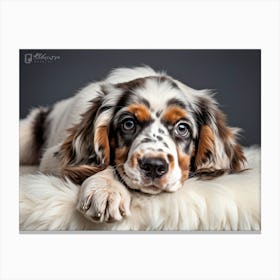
[[156, 135, 163, 141], [126, 104, 151, 122], [162, 106, 188, 124], [132, 77, 186, 112], [132, 118, 171, 148]]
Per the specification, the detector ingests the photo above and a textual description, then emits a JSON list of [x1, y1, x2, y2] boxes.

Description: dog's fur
[[20, 66, 246, 223], [19, 147, 260, 231]]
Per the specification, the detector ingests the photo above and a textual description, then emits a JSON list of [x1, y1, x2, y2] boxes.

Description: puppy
[[20, 66, 245, 223]]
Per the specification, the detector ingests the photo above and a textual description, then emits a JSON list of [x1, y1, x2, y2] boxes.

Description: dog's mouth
[[116, 167, 165, 194], [146, 184, 160, 191], [116, 166, 168, 194], [140, 184, 163, 194], [130, 174, 166, 194]]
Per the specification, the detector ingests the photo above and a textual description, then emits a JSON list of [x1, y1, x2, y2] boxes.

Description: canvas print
[[19, 50, 261, 231]]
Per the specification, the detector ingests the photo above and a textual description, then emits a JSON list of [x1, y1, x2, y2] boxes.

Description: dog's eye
[[174, 121, 190, 137], [121, 118, 136, 133]]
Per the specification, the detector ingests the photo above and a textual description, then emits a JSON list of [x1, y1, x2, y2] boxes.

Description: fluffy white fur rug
[[19, 147, 260, 231]]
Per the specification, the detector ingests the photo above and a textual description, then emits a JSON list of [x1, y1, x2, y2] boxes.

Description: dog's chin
[[140, 185, 163, 195], [121, 174, 164, 194], [120, 169, 183, 195], [125, 180, 164, 194]]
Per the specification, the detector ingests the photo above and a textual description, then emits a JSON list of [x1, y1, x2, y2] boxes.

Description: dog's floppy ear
[[59, 95, 113, 184], [191, 92, 246, 179]]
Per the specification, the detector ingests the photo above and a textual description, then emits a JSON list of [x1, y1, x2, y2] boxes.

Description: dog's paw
[[77, 170, 131, 223]]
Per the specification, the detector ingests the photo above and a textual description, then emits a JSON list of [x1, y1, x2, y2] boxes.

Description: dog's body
[[20, 66, 245, 223]]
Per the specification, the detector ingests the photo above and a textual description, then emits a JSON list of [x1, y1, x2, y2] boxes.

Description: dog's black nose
[[138, 157, 168, 179]]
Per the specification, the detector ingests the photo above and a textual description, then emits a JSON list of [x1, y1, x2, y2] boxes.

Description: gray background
[[20, 50, 260, 147]]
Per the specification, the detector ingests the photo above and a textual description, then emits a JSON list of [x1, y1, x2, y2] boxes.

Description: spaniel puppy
[[20, 66, 245, 223]]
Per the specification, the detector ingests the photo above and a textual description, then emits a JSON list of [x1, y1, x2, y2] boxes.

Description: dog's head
[[60, 68, 245, 194]]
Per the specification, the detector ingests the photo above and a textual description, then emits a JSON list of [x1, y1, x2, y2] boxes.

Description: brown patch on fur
[[60, 98, 102, 166], [158, 176, 168, 188], [60, 129, 76, 168], [193, 168, 227, 180], [177, 149, 190, 183], [114, 147, 129, 182], [130, 151, 142, 169], [192, 112, 246, 179], [126, 104, 151, 122], [115, 147, 129, 166], [95, 125, 110, 166], [59, 96, 111, 184], [167, 154, 175, 171], [62, 165, 102, 185], [162, 106, 188, 124], [215, 111, 246, 171], [195, 125, 215, 168], [231, 144, 246, 171], [215, 111, 231, 139]]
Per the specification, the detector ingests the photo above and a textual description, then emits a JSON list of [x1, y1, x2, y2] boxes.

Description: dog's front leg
[[76, 167, 131, 223]]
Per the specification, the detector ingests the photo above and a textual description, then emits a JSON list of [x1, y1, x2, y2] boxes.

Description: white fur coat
[[19, 147, 260, 231]]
